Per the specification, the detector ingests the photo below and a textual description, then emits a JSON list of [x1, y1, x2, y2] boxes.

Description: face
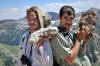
[[59, 13, 74, 30], [27, 12, 40, 31]]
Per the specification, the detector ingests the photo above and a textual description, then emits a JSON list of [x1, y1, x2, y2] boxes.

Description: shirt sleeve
[[50, 33, 72, 59]]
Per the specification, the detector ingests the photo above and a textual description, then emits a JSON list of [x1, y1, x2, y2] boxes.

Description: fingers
[[37, 36, 51, 56], [43, 36, 51, 41], [77, 27, 86, 35], [36, 39, 43, 48], [77, 25, 94, 44], [37, 48, 41, 56], [84, 32, 94, 44], [36, 36, 51, 53], [81, 25, 86, 30], [87, 32, 94, 39], [78, 25, 90, 35], [77, 27, 87, 41]]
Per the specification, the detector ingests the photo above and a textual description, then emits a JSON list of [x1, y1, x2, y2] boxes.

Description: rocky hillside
[[0, 18, 28, 45], [0, 43, 18, 66], [47, 12, 59, 21]]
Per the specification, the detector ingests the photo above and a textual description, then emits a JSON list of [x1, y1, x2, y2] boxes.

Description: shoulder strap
[[29, 44, 33, 57], [24, 31, 31, 55]]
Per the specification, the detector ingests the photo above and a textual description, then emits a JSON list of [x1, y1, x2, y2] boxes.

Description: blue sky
[[0, 0, 100, 20]]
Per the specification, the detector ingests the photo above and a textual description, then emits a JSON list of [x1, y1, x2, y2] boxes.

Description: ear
[[59, 16, 61, 20], [59, 16, 62, 24]]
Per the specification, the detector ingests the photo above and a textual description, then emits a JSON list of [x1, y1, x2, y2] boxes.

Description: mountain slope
[[0, 43, 18, 66]]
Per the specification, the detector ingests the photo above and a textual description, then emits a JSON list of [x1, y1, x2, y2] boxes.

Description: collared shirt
[[51, 25, 91, 66], [58, 25, 74, 47]]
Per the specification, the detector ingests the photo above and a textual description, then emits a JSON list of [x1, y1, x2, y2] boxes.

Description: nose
[[28, 19, 34, 23], [30, 20, 34, 23], [67, 17, 72, 21], [66, 17, 73, 23], [66, 19, 72, 24]]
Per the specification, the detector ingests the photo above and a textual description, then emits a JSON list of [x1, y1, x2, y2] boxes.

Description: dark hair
[[59, 5, 75, 18]]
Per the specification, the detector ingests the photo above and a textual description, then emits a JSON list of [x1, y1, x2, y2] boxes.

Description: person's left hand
[[83, 32, 94, 45], [82, 25, 94, 46], [36, 36, 51, 55]]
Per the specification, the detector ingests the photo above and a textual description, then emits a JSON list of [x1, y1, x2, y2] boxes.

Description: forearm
[[65, 39, 81, 64], [71, 39, 81, 59], [82, 42, 87, 54]]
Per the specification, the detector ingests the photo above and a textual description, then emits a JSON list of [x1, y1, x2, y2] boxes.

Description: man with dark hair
[[51, 5, 92, 66], [59, 6, 75, 18]]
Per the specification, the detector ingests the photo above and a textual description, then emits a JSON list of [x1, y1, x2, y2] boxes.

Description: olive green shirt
[[50, 32, 91, 66]]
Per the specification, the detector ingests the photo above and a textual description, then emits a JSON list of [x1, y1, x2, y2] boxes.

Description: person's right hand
[[77, 25, 88, 42], [36, 36, 51, 48], [36, 36, 51, 56]]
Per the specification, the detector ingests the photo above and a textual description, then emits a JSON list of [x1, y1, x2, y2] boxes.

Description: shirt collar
[[58, 25, 69, 37]]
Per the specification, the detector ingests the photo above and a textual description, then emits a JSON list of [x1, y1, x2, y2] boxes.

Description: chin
[[29, 27, 35, 29], [64, 26, 69, 30]]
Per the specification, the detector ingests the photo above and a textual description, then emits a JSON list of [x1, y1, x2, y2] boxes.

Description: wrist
[[75, 39, 81, 46], [77, 38, 81, 42], [83, 41, 87, 46]]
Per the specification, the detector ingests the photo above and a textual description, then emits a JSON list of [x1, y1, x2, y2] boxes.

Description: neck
[[60, 24, 69, 31], [30, 28, 40, 33]]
